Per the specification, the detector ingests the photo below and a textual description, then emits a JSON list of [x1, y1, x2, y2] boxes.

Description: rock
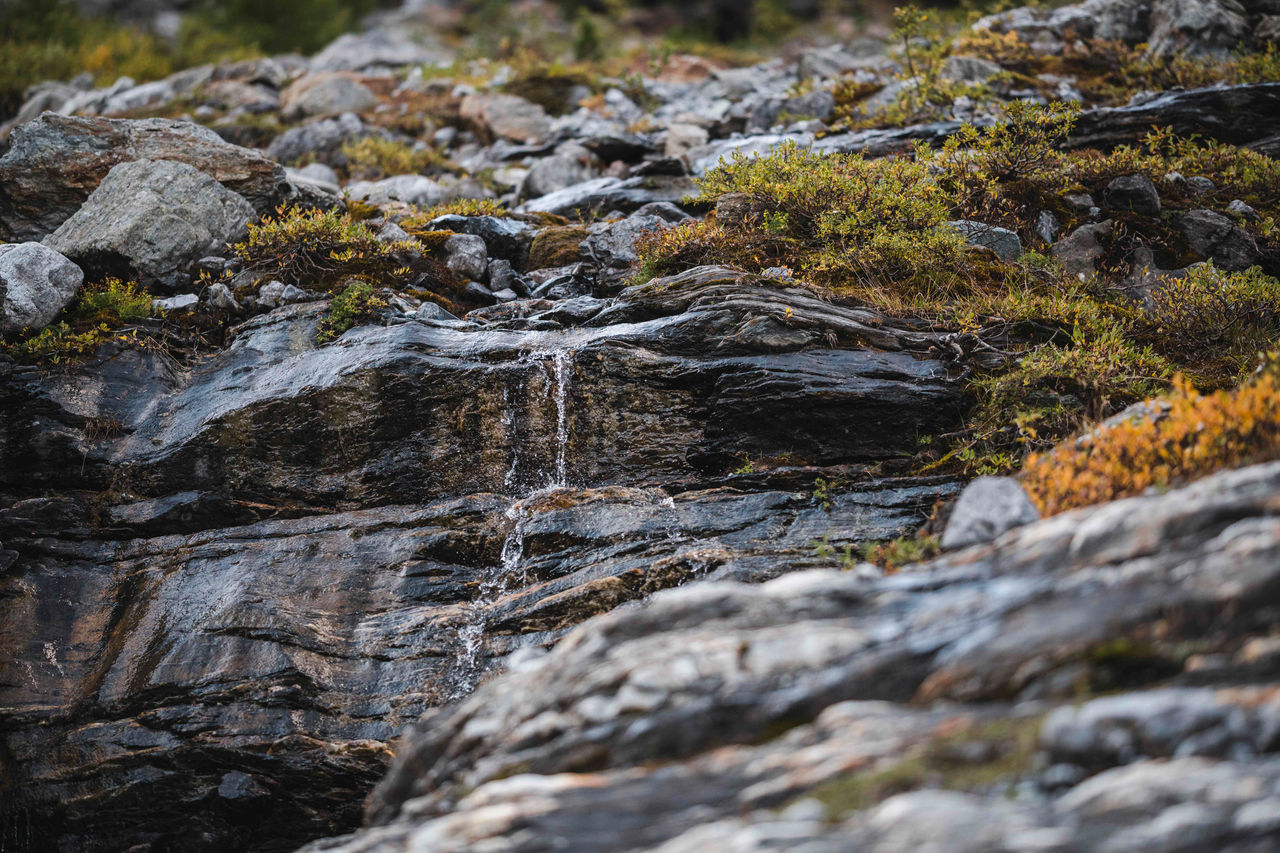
[[266, 113, 374, 167], [634, 201, 691, 223], [1067, 84, 1280, 151], [1148, 0, 1250, 57], [44, 160, 255, 290], [521, 152, 596, 200], [1103, 174, 1161, 215], [377, 221, 411, 244], [948, 220, 1022, 261], [520, 175, 697, 218], [257, 281, 287, 307], [310, 29, 447, 72], [413, 301, 459, 322], [665, 123, 710, 160], [1178, 209, 1261, 270], [445, 233, 489, 281], [940, 476, 1040, 550], [780, 90, 836, 121], [460, 94, 551, 144], [1052, 220, 1113, 278], [205, 282, 240, 311], [1035, 210, 1061, 244], [0, 114, 286, 242], [346, 174, 447, 207], [0, 242, 83, 335], [152, 293, 199, 313], [281, 73, 379, 119], [581, 133, 654, 162], [463, 280, 497, 304], [424, 215, 534, 265], [1228, 199, 1259, 220], [941, 55, 1005, 84], [581, 214, 665, 280]]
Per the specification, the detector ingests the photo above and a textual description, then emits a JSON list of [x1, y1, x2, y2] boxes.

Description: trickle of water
[[447, 347, 575, 699]]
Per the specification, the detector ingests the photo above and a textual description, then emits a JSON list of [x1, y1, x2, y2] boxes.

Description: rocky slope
[[2, 0, 1280, 851]]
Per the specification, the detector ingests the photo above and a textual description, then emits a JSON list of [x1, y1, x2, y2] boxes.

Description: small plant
[[340, 136, 456, 180], [1022, 366, 1280, 515], [315, 279, 387, 344], [858, 535, 940, 571], [232, 206, 416, 291], [413, 198, 508, 221], [8, 277, 155, 365]]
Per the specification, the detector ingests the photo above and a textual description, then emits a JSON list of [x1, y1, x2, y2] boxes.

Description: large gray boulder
[[44, 160, 254, 290], [0, 243, 83, 335], [0, 114, 287, 242], [1148, 0, 1250, 57]]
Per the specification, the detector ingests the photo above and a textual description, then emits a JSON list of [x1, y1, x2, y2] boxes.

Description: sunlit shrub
[[232, 206, 415, 291], [1023, 368, 1280, 514]]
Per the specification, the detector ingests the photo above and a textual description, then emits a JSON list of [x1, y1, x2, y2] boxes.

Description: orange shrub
[[1023, 372, 1280, 515]]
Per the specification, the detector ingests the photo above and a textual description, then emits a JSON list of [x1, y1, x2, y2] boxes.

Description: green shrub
[[340, 137, 456, 180], [638, 140, 970, 300], [315, 279, 387, 344], [232, 206, 416, 291], [9, 277, 154, 364]]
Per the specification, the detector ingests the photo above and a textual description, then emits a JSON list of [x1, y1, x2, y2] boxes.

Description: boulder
[[0, 114, 286, 241], [460, 94, 551, 144], [44, 160, 255, 290], [1148, 0, 1250, 57], [0, 243, 84, 335], [265, 113, 375, 168], [940, 476, 1040, 550], [948, 220, 1022, 261], [1178, 209, 1261, 270], [281, 73, 379, 119], [1053, 220, 1113, 278], [1103, 174, 1161, 216], [521, 152, 596, 200]]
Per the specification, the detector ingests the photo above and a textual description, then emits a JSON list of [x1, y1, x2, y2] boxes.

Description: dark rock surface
[[0, 267, 963, 852]]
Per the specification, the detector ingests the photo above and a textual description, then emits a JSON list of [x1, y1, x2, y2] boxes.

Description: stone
[[205, 282, 240, 311], [413, 301, 459, 322], [266, 113, 373, 167], [257, 281, 286, 307], [281, 73, 379, 119], [310, 29, 447, 72], [521, 153, 595, 200], [948, 220, 1022, 261], [346, 175, 447, 208], [0, 243, 84, 335], [1036, 210, 1061, 244], [1052, 220, 1113, 278], [1228, 199, 1259, 221], [1148, 0, 1250, 58], [665, 123, 710, 160], [1178, 209, 1261, 270], [0, 114, 286, 241], [152, 293, 199, 313], [44, 160, 255, 290], [1103, 174, 1161, 215], [445, 234, 489, 282], [941, 55, 1005, 84], [780, 90, 836, 121], [459, 94, 551, 144], [940, 476, 1040, 550], [463, 280, 497, 304]]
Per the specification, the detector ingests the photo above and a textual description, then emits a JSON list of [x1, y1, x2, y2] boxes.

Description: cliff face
[[0, 269, 962, 851]]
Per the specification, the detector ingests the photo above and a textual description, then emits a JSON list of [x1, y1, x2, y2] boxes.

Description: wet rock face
[[0, 268, 962, 852], [310, 461, 1280, 853]]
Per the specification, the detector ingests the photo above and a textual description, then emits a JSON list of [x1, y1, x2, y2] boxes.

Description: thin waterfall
[[447, 346, 575, 699]]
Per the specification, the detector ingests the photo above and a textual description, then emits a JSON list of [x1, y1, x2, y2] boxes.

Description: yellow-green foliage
[[413, 198, 509, 221], [858, 534, 940, 571], [315, 280, 387, 344], [233, 206, 415, 291], [1023, 368, 1280, 515], [638, 140, 970, 299], [1141, 264, 1280, 383], [502, 62, 598, 115], [340, 137, 456, 180], [10, 278, 154, 364]]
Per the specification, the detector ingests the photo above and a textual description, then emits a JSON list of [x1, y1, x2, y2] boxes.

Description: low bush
[[10, 278, 154, 364], [1022, 367, 1280, 515], [340, 137, 456, 180], [232, 206, 416, 291]]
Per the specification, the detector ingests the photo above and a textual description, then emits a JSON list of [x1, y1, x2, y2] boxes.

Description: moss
[[314, 280, 387, 344], [809, 715, 1044, 819], [529, 225, 589, 269], [340, 137, 458, 180]]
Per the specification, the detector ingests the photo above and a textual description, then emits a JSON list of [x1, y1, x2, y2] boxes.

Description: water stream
[[447, 346, 574, 698]]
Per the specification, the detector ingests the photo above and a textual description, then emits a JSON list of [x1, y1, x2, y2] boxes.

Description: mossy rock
[[529, 225, 588, 269]]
